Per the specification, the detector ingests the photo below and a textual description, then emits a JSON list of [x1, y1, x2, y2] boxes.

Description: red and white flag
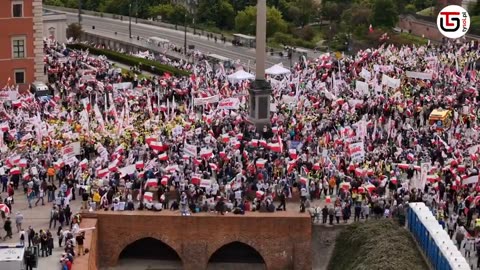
[[289, 149, 297, 159], [143, 192, 153, 202], [135, 161, 144, 169], [161, 175, 170, 186], [10, 167, 21, 175], [79, 159, 88, 169], [158, 153, 168, 161], [144, 178, 158, 189], [149, 142, 165, 152], [209, 163, 219, 171], [256, 159, 267, 168], [97, 168, 109, 178]]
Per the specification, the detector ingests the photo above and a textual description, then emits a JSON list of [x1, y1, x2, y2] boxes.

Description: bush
[[271, 32, 316, 49], [66, 44, 190, 77], [328, 220, 429, 270], [291, 26, 315, 42]]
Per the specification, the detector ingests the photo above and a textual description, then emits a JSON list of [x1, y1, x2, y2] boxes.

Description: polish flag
[[18, 159, 28, 168], [256, 190, 264, 198], [390, 177, 398, 185], [10, 155, 21, 165], [250, 139, 259, 147], [191, 174, 201, 185], [397, 163, 410, 170], [137, 171, 145, 179], [108, 160, 119, 172], [256, 159, 267, 168], [144, 178, 158, 189], [300, 177, 308, 185], [158, 153, 168, 161], [115, 145, 125, 153], [259, 140, 268, 147], [209, 163, 219, 171], [143, 192, 153, 202], [97, 168, 109, 178], [23, 172, 30, 180], [149, 142, 165, 152], [193, 158, 202, 166], [219, 151, 227, 158], [272, 126, 279, 133], [355, 168, 365, 177], [232, 141, 241, 149], [427, 175, 439, 183], [369, 24, 374, 33], [287, 160, 297, 173], [65, 188, 73, 201], [12, 100, 22, 108], [313, 163, 320, 170], [289, 149, 297, 159], [145, 135, 157, 145], [135, 161, 144, 169], [0, 122, 9, 132], [200, 148, 213, 159], [54, 160, 65, 169], [161, 175, 170, 186], [268, 143, 282, 152], [221, 134, 230, 143], [407, 153, 414, 161], [10, 167, 21, 175], [79, 159, 88, 169]]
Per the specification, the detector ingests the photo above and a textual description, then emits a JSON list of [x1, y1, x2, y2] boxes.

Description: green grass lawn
[[417, 7, 435, 17], [327, 219, 429, 270]]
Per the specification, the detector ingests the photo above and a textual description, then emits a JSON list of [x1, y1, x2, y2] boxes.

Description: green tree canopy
[[197, 0, 235, 29], [234, 6, 287, 37], [372, 0, 398, 28]]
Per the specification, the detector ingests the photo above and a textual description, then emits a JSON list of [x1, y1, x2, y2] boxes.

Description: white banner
[[62, 142, 81, 158], [348, 142, 365, 163], [359, 68, 371, 81], [0, 91, 18, 102], [282, 95, 297, 104], [355, 81, 369, 96], [381, 74, 400, 89], [406, 71, 433, 80], [183, 143, 197, 158], [112, 82, 132, 91], [217, 98, 240, 110], [194, 95, 220, 106]]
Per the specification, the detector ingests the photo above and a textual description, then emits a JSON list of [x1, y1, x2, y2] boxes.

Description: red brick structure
[[0, 0, 45, 91], [80, 211, 311, 270]]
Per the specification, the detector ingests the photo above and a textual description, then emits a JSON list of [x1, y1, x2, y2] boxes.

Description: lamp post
[[129, 3, 132, 38], [78, 0, 82, 25], [184, 13, 187, 56], [135, 0, 138, 24]]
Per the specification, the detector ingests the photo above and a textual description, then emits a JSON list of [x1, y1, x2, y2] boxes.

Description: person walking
[[27, 226, 35, 247], [3, 217, 12, 240], [276, 191, 286, 211], [35, 187, 45, 206], [15, 212, 23, 233], [19, 229, 25, 246], [49, 206, 59, 229]]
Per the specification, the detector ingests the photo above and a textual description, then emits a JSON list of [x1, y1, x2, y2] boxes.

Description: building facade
[[43, 9, 67, 44], [0, 0, 45, 91]]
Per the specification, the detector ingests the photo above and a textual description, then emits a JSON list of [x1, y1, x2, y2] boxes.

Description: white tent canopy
[[265, 63, 291, 76], [227, 70, 255, 82]]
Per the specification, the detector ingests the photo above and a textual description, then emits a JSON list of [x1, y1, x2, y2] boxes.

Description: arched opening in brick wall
[[117, 237, 182, 269], [207, 241, 266, 270]]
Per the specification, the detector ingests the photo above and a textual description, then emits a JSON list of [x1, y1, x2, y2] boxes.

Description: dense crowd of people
[[0, 37, 479, 267]]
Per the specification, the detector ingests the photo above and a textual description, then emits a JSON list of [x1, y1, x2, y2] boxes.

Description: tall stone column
[[248, 0, 272, 130]]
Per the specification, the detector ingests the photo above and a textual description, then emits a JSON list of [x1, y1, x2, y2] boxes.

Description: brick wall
[[81, 211, 312, 270], [75, 218, 98, 270]]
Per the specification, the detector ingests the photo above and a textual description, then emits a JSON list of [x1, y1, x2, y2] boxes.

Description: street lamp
[[184, 13, 187, 56], [135, 0, 138, 24], [129, 3, 132, 38], [78, 0, 82, 25]]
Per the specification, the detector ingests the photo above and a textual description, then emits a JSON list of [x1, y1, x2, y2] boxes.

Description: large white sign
[[381, 74, 400, 89], [183, 143, 197, 157], [406, 71, 433, 80], [62, 142, 81, 158], [217, 98, 240, 110], [0, 91, 18, 102], [348, 142, 365, 163], [112, 82, 132, 91], [194, 95, 220, 106]]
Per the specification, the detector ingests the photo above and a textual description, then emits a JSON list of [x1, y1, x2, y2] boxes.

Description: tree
[[66, 23, 83, 40], [372, 0, 398, 28], [340, 3, 372, 35], [471, 16, 480, 35], [321, 2, 342, 22], [234, 6, 287, 37], [197, 0, 235, 29]]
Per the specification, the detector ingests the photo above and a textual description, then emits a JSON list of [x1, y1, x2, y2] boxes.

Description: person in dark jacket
[[3, 217, 12, 240]]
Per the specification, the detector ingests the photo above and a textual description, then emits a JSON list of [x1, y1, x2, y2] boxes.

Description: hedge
[[66, 43, 190, 77]]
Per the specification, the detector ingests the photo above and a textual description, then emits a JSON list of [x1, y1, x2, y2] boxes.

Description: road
[[58, 11, 321, 68]]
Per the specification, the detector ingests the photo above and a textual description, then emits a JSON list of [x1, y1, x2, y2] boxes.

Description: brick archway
[[206, 238, 273, 269], [109, 232, 184, 267]]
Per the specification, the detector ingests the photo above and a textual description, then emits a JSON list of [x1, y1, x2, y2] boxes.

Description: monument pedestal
[[248, 79, 272, 130]]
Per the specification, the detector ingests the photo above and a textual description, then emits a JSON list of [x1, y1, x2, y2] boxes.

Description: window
[[14, 70, 25, 84], [12, 37, 25, 59], [12, 3, 23, 17]]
